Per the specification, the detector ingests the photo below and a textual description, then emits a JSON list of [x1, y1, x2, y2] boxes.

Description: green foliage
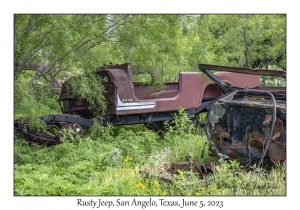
[[162, 108, 211, 162], [65, 72, 107, 118], [14, 14, 286, 83], [115, 15, 185, 80], [14, 14, 108, 80], [260, 76, 286, 87], [209, 162, 286, 195], [14, 71, 61, 130], [132, 67, 166, 92], [85, 121, 115, 141], [14, 110, 286, 196], [259, 64, 286, 86], [195, 14, 286, 69], [59, 127, 82, 143]]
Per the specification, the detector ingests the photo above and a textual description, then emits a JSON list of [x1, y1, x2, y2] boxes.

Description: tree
[[14, 14, 131, 82], [194, 14, 286, 69], [14, 14, 286, 83]]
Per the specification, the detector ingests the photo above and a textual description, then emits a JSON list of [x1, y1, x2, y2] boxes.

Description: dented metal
[[141, 156, 217, 183]]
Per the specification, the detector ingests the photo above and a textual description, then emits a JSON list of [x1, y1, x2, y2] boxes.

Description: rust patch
[[271, 132, 282, 142], [263, 115, 273, 125], [166, 161, 217, 178], [268, 143, 286, 162], [199, 64, 286, 78], [206, 89, 286, 164]]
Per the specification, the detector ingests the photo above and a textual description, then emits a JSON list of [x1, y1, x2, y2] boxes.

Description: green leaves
[[65, 72, 107, 118], [14, 14, 286, 82], [14, 14, 108, 81], [14, 111, 286, 196]]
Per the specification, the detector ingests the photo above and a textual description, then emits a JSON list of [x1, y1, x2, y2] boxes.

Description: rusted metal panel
[[96, 71, 116, 115], [133, 82, 179, 100], [59, 63, 264, 118], [199, 64, 286, 78], [206, 89, 286, 164], [167, 160, 217, 178], [215, 72, 260, 88], [140, 156, 217, 183]]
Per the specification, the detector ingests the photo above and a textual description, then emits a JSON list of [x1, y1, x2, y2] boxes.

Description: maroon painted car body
[[59, 63, 260, 118], [15, 62, 286, 166]]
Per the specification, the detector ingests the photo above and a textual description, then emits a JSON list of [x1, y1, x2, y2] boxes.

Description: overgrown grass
[[14, 110, 286, 196]]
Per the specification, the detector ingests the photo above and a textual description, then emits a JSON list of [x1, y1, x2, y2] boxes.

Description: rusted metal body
[[59, 63, 259, 118], [206, 90, 286, 165], [200, 64, 286, 166], [15, 63, 286, 168], [199, 64, 286, 78]]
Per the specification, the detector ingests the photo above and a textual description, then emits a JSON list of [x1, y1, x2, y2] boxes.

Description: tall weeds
[[14, 109, 286, 196]]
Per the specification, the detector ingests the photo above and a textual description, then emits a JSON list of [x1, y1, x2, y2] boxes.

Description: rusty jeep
[[14, 63, 286, 168]]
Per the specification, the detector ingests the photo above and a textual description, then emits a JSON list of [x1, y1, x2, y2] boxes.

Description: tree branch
[[265, 50, 285, 69], [239, 16, 249, 68], [19, 15, 43, 38], [257, 32, 276, 69], [249, 16, 268, 56]]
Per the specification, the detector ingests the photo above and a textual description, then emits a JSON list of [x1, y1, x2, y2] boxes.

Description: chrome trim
[[116, 95, 156, 110]]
